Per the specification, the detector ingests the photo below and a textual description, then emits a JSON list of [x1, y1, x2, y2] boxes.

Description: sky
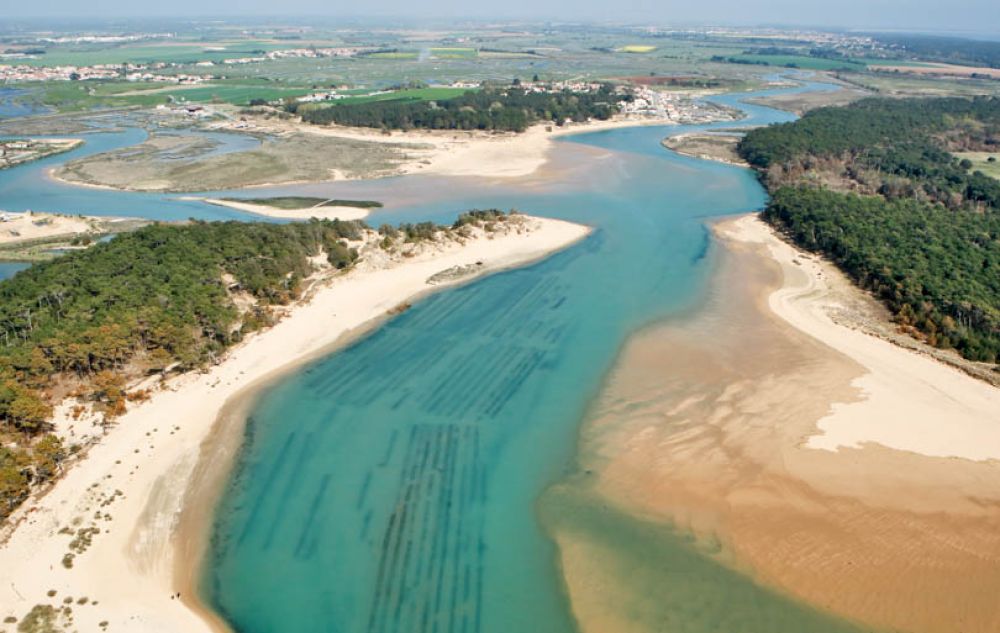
[[7, 0, 1000, 35]]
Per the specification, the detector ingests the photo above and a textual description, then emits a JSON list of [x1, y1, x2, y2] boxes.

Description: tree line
[[292, 85, 626, 132], [738, 96, 1000, 364], [871, 33, 1000, 69], [0, 211, 522, 520]]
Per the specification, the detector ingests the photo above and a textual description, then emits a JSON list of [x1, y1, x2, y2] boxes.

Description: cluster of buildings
[[0, 45, 363, 83], [0, 64, 118, 81], [295, 87, 388, 103], [0, 62, 213, 83], [214, 47, 358, 66], [35, 33, 175, 44], [0, 138, 79, 170], [619, 86, 739, 123]]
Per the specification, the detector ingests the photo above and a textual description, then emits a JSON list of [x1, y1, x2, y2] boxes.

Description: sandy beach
[[0, 211, 97, 245], [0, 215, 590, 632], [550, 213, 1000, 633], [193, 197, 372, 221], [210, 115, 681, 182]]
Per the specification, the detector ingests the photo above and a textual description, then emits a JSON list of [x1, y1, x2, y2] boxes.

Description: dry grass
[[57, 132, 419, 192]]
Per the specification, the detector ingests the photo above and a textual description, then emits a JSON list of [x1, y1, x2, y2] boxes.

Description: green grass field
[[956, 152, 1000, 180], [17, 41, 296, 67], [33, 79, 318, 110], [430, 47, 478, 59], [144, 84, 317, 105], [366, 51, 419, 60], [323, 86, 473, 105]]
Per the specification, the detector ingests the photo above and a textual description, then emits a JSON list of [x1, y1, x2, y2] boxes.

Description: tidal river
[[198, 80, 868, 633], [1, 77, 865, 631]]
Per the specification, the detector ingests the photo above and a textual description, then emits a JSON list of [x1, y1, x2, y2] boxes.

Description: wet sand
[[547, 214, 1000, 633]]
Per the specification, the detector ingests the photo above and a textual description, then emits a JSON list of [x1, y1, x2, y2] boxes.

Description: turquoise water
[[201, 79, 867, 633], [0, 75, 862, 631], [0, 125, 260, 221], [0, 262, 30, 280]]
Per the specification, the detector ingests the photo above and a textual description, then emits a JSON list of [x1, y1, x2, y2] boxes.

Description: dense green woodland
[[0, 211, 514, 520], [294, 85, 626, 132], [739, 96, 1000, 363], [0, 219, 365, 519], [871, 34, 1000, 69]]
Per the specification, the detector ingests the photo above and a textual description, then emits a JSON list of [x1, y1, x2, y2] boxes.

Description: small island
[[199, 196, 384, 220], [0, 138, 81, 170]]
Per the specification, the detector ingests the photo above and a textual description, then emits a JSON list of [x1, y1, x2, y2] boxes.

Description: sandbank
[[551, 213, 1000, 633], [194, 197, 372, 221], [0, 215, 590, 632]]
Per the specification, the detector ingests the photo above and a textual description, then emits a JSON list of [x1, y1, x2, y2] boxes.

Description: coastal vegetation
[[739, 96, 1000, 363], [294, 85, 627, 132], [56, 132, 410, 192], [0, 138, 81, 170], [0, 219, 366, 520], [871, 34, 1000, 69], [0, 210, 519, 521], [662, 132, 746, 165]]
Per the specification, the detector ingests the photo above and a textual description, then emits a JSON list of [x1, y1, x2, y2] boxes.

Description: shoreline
[[45, 116, 684, 193], [660, 131, 749, 167], [0, 215, 591, 632], [727, 215, 1000, 458], [190, 197, 372, 221], [550, 212, 1000, 633]]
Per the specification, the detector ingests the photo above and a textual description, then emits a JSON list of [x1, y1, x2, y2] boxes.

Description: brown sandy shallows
[[0, 215, 591, 633], [552, 214, 1000, 633]]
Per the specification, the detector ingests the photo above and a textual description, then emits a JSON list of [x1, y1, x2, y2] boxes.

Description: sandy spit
[[552, 213, 1000, 633], [0, 216, 590, 632], [210, 115, 679, 182], [725, 215, 1000, 461], [193, 197, 371, 221]]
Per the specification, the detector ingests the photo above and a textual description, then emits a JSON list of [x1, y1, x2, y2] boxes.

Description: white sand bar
[[725, 214, 1000, 462]]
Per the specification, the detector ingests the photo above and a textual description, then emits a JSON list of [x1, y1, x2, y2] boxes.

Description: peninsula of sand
[[49, 112, 690, 195], [549, 214, 1000, 633], [0, 215, 590, 632]]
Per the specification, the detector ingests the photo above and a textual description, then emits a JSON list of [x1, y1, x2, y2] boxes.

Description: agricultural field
[[366, 51, 419, 60], [12, 40, 302, 67], [10, 25, 1000, 118], [722, 54, 869, 71], [430, 47, 478, 59], [29, 79, 318, 111], [837, 71, 1000, 97], [329, 86, 473, 105], [617, 45, 657, 54]]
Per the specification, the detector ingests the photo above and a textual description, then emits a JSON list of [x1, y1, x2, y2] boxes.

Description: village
[[0, 138, 82, 170]]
